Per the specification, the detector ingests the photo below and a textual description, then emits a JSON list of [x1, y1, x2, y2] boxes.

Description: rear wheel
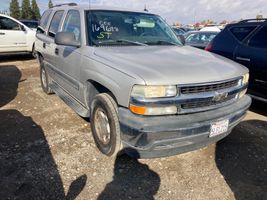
[[91, 93, 121, 156], [39, 56, 53, 94], [32, 44, 37, 58]]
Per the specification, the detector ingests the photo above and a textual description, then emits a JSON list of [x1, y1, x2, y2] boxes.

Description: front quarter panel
[[81, 48, 145, 107]]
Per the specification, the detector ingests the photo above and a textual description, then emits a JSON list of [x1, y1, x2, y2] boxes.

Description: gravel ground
[[0, 54, 266, 200]]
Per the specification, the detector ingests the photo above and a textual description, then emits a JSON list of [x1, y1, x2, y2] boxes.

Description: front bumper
[[118, 95, 251, 158]]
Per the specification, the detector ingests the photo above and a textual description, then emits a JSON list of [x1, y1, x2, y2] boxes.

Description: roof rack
[[52, 3, 77, 8], [239, 18, 267, 23]]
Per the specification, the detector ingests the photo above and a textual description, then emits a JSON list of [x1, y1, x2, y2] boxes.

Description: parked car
[[172, 27, 185, 35], [200, 26, 221, 32], [206, 19, 267, 102], [180, 27, 195, 32], [36, 4, 251, 158], [20, 19, 39, 31], [185, 31, 219, 49], [0, 14, 36, 56]]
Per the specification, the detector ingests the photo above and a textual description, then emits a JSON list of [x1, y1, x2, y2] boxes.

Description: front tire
[[91, 93, 121, 156]]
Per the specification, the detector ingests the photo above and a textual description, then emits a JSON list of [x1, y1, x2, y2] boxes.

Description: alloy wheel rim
[[41, 68, 47, 88], [94, 107, 111, 145]]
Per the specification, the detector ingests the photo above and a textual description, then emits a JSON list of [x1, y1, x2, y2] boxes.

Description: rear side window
[[62, 10, 81, 42], [39, 10, 52, 29], [48, 10, 64, 38], [249, 26, 267, 48], [230, 26, 256, 41]]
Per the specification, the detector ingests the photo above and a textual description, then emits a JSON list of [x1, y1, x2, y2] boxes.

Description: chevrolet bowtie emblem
[[212, 91, 228, 102]]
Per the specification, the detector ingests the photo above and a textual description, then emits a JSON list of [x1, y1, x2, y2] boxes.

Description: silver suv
[[35, 3, 251, 158]]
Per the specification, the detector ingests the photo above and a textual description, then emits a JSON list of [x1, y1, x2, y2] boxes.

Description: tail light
[[205, 43, 213, 52]]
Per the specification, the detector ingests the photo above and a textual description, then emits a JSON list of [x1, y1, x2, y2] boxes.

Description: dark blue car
[[206, 19, 267, 102]]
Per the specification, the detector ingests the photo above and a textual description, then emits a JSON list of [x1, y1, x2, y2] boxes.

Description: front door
[[55, 10, 82, 102], [234, 26, 267, 98]]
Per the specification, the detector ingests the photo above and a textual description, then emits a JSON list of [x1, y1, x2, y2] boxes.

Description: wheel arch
[[85, 80, 119, 111]]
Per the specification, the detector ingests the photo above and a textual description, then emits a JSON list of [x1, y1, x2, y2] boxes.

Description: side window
[[48, 10, 64, 38], [230, 26, 256, 41], [0, 16, 20, 30], [62, 10, 81, 42], [249, 26, 267, 49], [39, 10, 52, 30], [186, 33, 199, 42]]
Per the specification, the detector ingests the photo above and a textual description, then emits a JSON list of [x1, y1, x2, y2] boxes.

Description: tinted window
[[0, 16, 20, 30], [48, 10, 64, 37], [249, 26, 267, 48], [63, 10, 81, 42], [40, 10, 52, 29], [230, 26, 256, 41]]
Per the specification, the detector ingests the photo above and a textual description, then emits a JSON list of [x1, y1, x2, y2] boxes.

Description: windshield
[[86, 10, 181, 46]]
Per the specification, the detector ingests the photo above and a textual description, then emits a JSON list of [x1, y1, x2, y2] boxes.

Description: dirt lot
[[0, 54, 266, 200]]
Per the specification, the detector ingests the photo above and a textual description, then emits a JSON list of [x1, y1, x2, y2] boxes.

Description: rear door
[[46, 10, 65, 85], [234, 25, 267, 98], [36, 10, 52, 62], [0, 16, 27, 52]]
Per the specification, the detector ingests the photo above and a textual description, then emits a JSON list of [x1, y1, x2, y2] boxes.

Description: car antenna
[[144, 4, 148, 12]]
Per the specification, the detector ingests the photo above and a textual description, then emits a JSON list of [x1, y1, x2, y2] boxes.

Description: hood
[[93, 45, 248, 85]]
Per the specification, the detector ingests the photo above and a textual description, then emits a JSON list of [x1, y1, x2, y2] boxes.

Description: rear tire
[[91, 93, 121, 156], [32, 44, 37, 58], [39, 56, 53, 94]]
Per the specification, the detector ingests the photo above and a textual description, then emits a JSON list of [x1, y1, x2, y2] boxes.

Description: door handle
[[236, 57, 250, 62], [43, 43, 46, 48], [55, 48, 59, 55], [0, 32, 5, 35]]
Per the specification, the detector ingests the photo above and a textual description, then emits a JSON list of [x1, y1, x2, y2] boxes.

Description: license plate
[[209, 119, 229, 137]]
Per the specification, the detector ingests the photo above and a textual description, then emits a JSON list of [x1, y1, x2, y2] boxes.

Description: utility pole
[[194, 8, 196, 25]]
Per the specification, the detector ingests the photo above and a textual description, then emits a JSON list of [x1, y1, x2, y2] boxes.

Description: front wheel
[[91, 93, 121, 157]]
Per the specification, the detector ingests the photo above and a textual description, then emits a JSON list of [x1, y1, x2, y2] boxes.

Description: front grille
[[181, 79, 239, 94], [181, 94, 236, 110]]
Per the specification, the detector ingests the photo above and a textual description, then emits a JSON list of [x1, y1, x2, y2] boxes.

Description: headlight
[[242, 73, 249, 85], [131, 85, 177, 98], [130, 104, 177, 115]]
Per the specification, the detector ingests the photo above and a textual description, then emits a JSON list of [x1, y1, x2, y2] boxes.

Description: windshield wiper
[[145, 40, 178, 46], [98, 39, 148, 46]]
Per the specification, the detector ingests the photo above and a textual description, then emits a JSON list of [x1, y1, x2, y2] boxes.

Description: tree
[[256, 14, 263, 19], [9, 0, 20, 19], [31, 0, 40, 20], [21, 0, 32, 19], [48, 0, 53, 8]]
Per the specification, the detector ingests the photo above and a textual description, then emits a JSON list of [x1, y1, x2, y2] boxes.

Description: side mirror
[[55, 32, 80, 48], [20, 25, 26, 31], [177, 34, 185, 45]]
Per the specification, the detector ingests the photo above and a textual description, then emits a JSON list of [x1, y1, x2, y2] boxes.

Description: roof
[[200, 27, 221, 32], [238, 18, 267, 23], [50, 3, 154, 15]]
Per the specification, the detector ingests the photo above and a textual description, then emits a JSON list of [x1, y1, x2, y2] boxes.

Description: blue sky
[[1, 0, 266, 24]]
